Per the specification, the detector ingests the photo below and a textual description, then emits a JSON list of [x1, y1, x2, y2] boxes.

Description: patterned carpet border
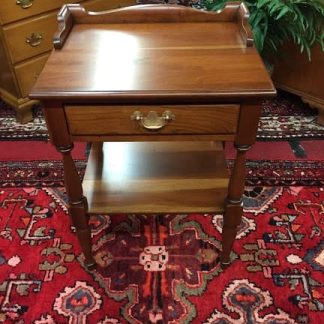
[[0, 102, 47, 141], [229, 160, 324, 187], [257, 115, 324, 141], [0, 160, 85, 188], [1, 159, 323, 188]]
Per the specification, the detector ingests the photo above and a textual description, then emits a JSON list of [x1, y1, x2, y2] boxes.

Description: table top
[[30, 4, 276, 103]]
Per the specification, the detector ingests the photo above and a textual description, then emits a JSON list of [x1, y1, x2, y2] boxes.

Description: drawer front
[[0, 0, 81, 25], [65, 105, 240, 135], [15, 53, 50, 97], [4, 12, 58, 64]]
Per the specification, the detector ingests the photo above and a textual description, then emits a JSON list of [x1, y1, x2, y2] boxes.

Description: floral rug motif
[[87, 214, 224, 323], [0, 186, 323, 323]]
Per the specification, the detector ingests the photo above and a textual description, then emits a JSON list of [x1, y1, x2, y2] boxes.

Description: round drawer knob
[[16, 0, 33, 9]]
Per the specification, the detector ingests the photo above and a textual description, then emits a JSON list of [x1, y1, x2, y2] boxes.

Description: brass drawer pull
[[26, 33, 43, 47], [16, 0, 33, 9], [131, 110, 175, 130]]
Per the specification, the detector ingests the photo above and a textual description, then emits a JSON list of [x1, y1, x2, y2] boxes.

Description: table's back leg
[[221, 103, 262, 266], [43, 102, 95, 269]]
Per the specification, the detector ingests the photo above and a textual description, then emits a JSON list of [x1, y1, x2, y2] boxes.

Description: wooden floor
[[83, 141, 229, 213]]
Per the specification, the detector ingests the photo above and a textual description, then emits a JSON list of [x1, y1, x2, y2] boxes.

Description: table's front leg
[[221, 103, 262, 266], [43, 102, 95, 269]]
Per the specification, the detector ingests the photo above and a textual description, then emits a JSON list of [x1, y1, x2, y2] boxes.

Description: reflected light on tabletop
[[104, 142, 129, 182], [92, 31, 139, 90]]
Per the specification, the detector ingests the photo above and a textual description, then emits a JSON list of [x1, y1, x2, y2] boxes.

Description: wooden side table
[[30, 3, 276, 269]]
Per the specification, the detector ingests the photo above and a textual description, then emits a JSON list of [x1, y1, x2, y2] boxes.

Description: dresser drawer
[[0, 0, 81, 25], [65, 105, 240, 135], [15, 53, 50, 97], [3, 12, 58, 64]]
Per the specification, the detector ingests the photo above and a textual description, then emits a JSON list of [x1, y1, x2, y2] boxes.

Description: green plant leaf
[[201, 0, 324, 61], [276, 6, 290, 19], [257, 0, 272, 9], [211, 2, 226, 12], [253, 25, 265, 52]]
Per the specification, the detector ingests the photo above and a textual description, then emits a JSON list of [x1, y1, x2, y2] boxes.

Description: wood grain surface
[[83, 142, 229, 213], [65, 104, 239, 135], [30, 5, 275, 102]]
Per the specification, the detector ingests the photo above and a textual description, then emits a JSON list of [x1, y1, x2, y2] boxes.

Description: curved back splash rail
[[53, 3, 253, 49]]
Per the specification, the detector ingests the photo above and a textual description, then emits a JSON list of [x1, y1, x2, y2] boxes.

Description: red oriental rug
[[0, 186, 323, 323]]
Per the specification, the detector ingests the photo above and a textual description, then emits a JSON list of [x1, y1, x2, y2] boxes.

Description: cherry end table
[[30, 3, 276, 269]]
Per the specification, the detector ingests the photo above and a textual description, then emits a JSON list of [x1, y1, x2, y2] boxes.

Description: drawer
[[15, 53, 50, 97], [65, 105, 240, 135], [0, 0, 81, 25], [3, 12, 58, 64]]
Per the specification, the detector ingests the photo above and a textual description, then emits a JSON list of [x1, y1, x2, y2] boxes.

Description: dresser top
[[30, 4, 276, 102]]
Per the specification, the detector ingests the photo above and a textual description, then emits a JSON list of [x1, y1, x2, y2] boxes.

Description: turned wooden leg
[[221, 203, 243, 266], [221, 144, 250, 266], [43, 103, 96, 269], [60, 145, 96, 269]]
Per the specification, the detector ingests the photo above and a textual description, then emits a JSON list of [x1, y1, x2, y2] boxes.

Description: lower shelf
[[82, 141, 229, 213]]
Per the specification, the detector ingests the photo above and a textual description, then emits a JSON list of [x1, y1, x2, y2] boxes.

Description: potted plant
[[202, 0, 324, 124], [202, 0, 324, 64]]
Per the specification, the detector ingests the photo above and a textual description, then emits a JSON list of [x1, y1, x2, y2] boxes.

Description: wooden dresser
[[30, 3, 275, 269], [272, 44, 324, 125], [0, 0, 135, 123]]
